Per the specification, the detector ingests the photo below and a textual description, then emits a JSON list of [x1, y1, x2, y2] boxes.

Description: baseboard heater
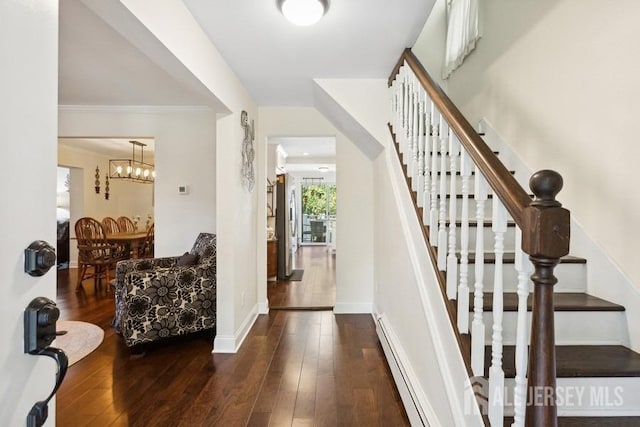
[[375, 314, 428, 426]]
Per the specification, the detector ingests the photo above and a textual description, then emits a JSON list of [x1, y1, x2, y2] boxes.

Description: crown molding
[[58, 104, 213, 114]]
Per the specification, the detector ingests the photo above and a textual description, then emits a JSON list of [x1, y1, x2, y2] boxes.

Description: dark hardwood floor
[[268, 246, 336, 309], [55, 249, 408, 426]]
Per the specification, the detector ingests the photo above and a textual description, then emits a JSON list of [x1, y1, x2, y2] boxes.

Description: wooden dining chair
[[75, 217, 126, 292], [102, 217, 120, 234], [138, 223, 154, 258], [117, 216, 136, 233]]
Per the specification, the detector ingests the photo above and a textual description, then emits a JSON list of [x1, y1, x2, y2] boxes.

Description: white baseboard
[[333, 302, 373, 314], [212, 305, 258, 354], [258, 299, 269, 314], [374, 313, 435, 426]]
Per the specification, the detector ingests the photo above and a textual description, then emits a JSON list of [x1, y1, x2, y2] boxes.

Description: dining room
[[57, 137, 155, 285]]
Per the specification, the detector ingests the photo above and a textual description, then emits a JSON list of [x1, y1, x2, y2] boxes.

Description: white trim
[[58, 104, 212, 114], [479, 117, 640, 351], [257, 299, 269, 314], [375, 313, 435, 426], [501, 377, 640, 417], [384, 137, 484, 426], [333, 302, 373, 314], [69, 261, 78, 269], [212, 305, 258, 354]]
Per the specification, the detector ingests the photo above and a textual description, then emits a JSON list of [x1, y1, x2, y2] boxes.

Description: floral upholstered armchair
[[113, 233, 216, 348]]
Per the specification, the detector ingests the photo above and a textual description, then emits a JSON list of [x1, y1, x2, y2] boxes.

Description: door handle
[[24, 297, 68, 427]]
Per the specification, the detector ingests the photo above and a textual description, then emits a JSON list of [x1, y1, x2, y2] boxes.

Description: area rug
[[288, 269, 304, 281], [53, 320, 104, 366]]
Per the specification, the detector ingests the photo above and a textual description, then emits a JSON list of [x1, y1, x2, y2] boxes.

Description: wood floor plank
[[55, 247, 408, 426]]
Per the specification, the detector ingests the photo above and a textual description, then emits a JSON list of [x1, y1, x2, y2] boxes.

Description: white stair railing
[[488, 199, 507, 426], [513, 228, 533, 427], [389, 51, 569, 426], [456, 148, 472, 332], [471, 170, 487, 377]]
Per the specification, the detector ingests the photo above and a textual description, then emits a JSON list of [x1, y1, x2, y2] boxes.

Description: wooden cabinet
[[267, 239, 278, 278]]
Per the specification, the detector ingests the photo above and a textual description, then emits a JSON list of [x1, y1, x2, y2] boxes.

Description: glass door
[[301, 183, 336, 244]]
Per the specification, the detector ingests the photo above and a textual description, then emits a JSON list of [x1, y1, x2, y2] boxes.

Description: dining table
[[105, 230, 149, 259]]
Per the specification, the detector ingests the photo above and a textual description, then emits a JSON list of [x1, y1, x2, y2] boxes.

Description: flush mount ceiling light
[[278, 0, 329, 26], [318, 166, 329, 172]]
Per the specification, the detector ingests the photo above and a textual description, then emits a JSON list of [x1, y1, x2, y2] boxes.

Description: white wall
[[114, 0, 259, 352], [412, 0, 448, 89], [414, 0, 640, 290], [314, 78, 483, 425], [0, 0, 58, 424], [258, 107, 375, 313], [58, 107, 216, 258]]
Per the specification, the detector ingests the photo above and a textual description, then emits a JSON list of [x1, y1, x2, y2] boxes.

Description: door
[[0, 1, 59, 424]]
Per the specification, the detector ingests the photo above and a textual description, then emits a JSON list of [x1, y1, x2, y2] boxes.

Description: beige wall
[[415, 0, 640, 289]]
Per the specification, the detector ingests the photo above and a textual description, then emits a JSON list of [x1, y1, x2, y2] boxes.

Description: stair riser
[[462, 262, 587, 293], [418, 176, 497, 202], [435, 225, 517, 252], [495, 377, 640, 417], [422, 198, 497, 221], [477, 311, 627, 346]]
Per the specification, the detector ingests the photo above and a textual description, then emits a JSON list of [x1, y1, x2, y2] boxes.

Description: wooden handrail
[[390, 49, 531, 228], [389, 48, 571, 426]]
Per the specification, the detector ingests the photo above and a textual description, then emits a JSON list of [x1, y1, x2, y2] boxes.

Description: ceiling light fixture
[[278, 0, 329, 26], [318, 166, 329, 173], [109, 140, 155, 184]]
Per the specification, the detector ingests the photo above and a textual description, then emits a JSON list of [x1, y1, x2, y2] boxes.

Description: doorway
[[300, 181, 336, 246]]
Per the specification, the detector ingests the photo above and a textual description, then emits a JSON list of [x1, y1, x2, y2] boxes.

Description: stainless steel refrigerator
[[276, 173, 296, 279]]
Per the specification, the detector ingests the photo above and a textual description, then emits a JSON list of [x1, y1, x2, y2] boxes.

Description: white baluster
[[401, 66, 409, 157], [405, 71, 414, 169], [446, 133, 460, 299], [391, 78, 398, 131], [471, 170, 487, 376], [423, 99, 433, 226], [416, 89, 426, 207], [429, 107, 440, 243], [437, 119, 449, 270], [457, 148, 472, 332], [411, 76, 420, 191], [512, 228, 533, 427], [488, 199, 507, 426]]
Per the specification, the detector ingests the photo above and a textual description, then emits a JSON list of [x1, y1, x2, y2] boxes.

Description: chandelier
[[109, 140, 155, 184]]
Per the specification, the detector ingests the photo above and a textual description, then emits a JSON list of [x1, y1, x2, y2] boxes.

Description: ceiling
[[183, 0, 433, 106], [58, 0, 433, 169]]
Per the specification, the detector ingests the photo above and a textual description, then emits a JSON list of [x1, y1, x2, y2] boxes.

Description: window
[[443, 0, 481, 78]]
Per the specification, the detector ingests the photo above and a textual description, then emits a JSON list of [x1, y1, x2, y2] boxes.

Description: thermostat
[[178, 185, 189, 195]]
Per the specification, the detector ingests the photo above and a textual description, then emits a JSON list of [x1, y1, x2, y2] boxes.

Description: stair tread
[[504, 416, 640, 427], [444, 220, 517, 227], [431, 170, 516, 176], [464, 253, 586, 264], [486, 345, 640, 378], [476, 292, 625, 312]]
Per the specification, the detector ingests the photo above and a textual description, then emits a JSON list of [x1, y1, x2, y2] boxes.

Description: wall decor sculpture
[[94, 166, 100, 194], [241, 110, 255, 192]]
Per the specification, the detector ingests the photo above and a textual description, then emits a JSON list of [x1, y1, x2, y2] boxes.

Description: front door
[[0, 1, 59, 424]]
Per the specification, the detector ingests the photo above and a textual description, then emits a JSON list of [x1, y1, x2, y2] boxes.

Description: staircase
[[388, 49, 640, 426]]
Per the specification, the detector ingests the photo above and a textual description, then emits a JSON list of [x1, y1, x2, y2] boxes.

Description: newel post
[[522, 170, 570, 427]]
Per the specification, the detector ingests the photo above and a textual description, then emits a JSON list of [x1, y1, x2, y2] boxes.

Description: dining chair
[[137, 223, 154, 258], [102, 216, 129, 257], [117, 216, 136, 233], [75, 217, 127, 292], [102, 217, 120, 234]]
